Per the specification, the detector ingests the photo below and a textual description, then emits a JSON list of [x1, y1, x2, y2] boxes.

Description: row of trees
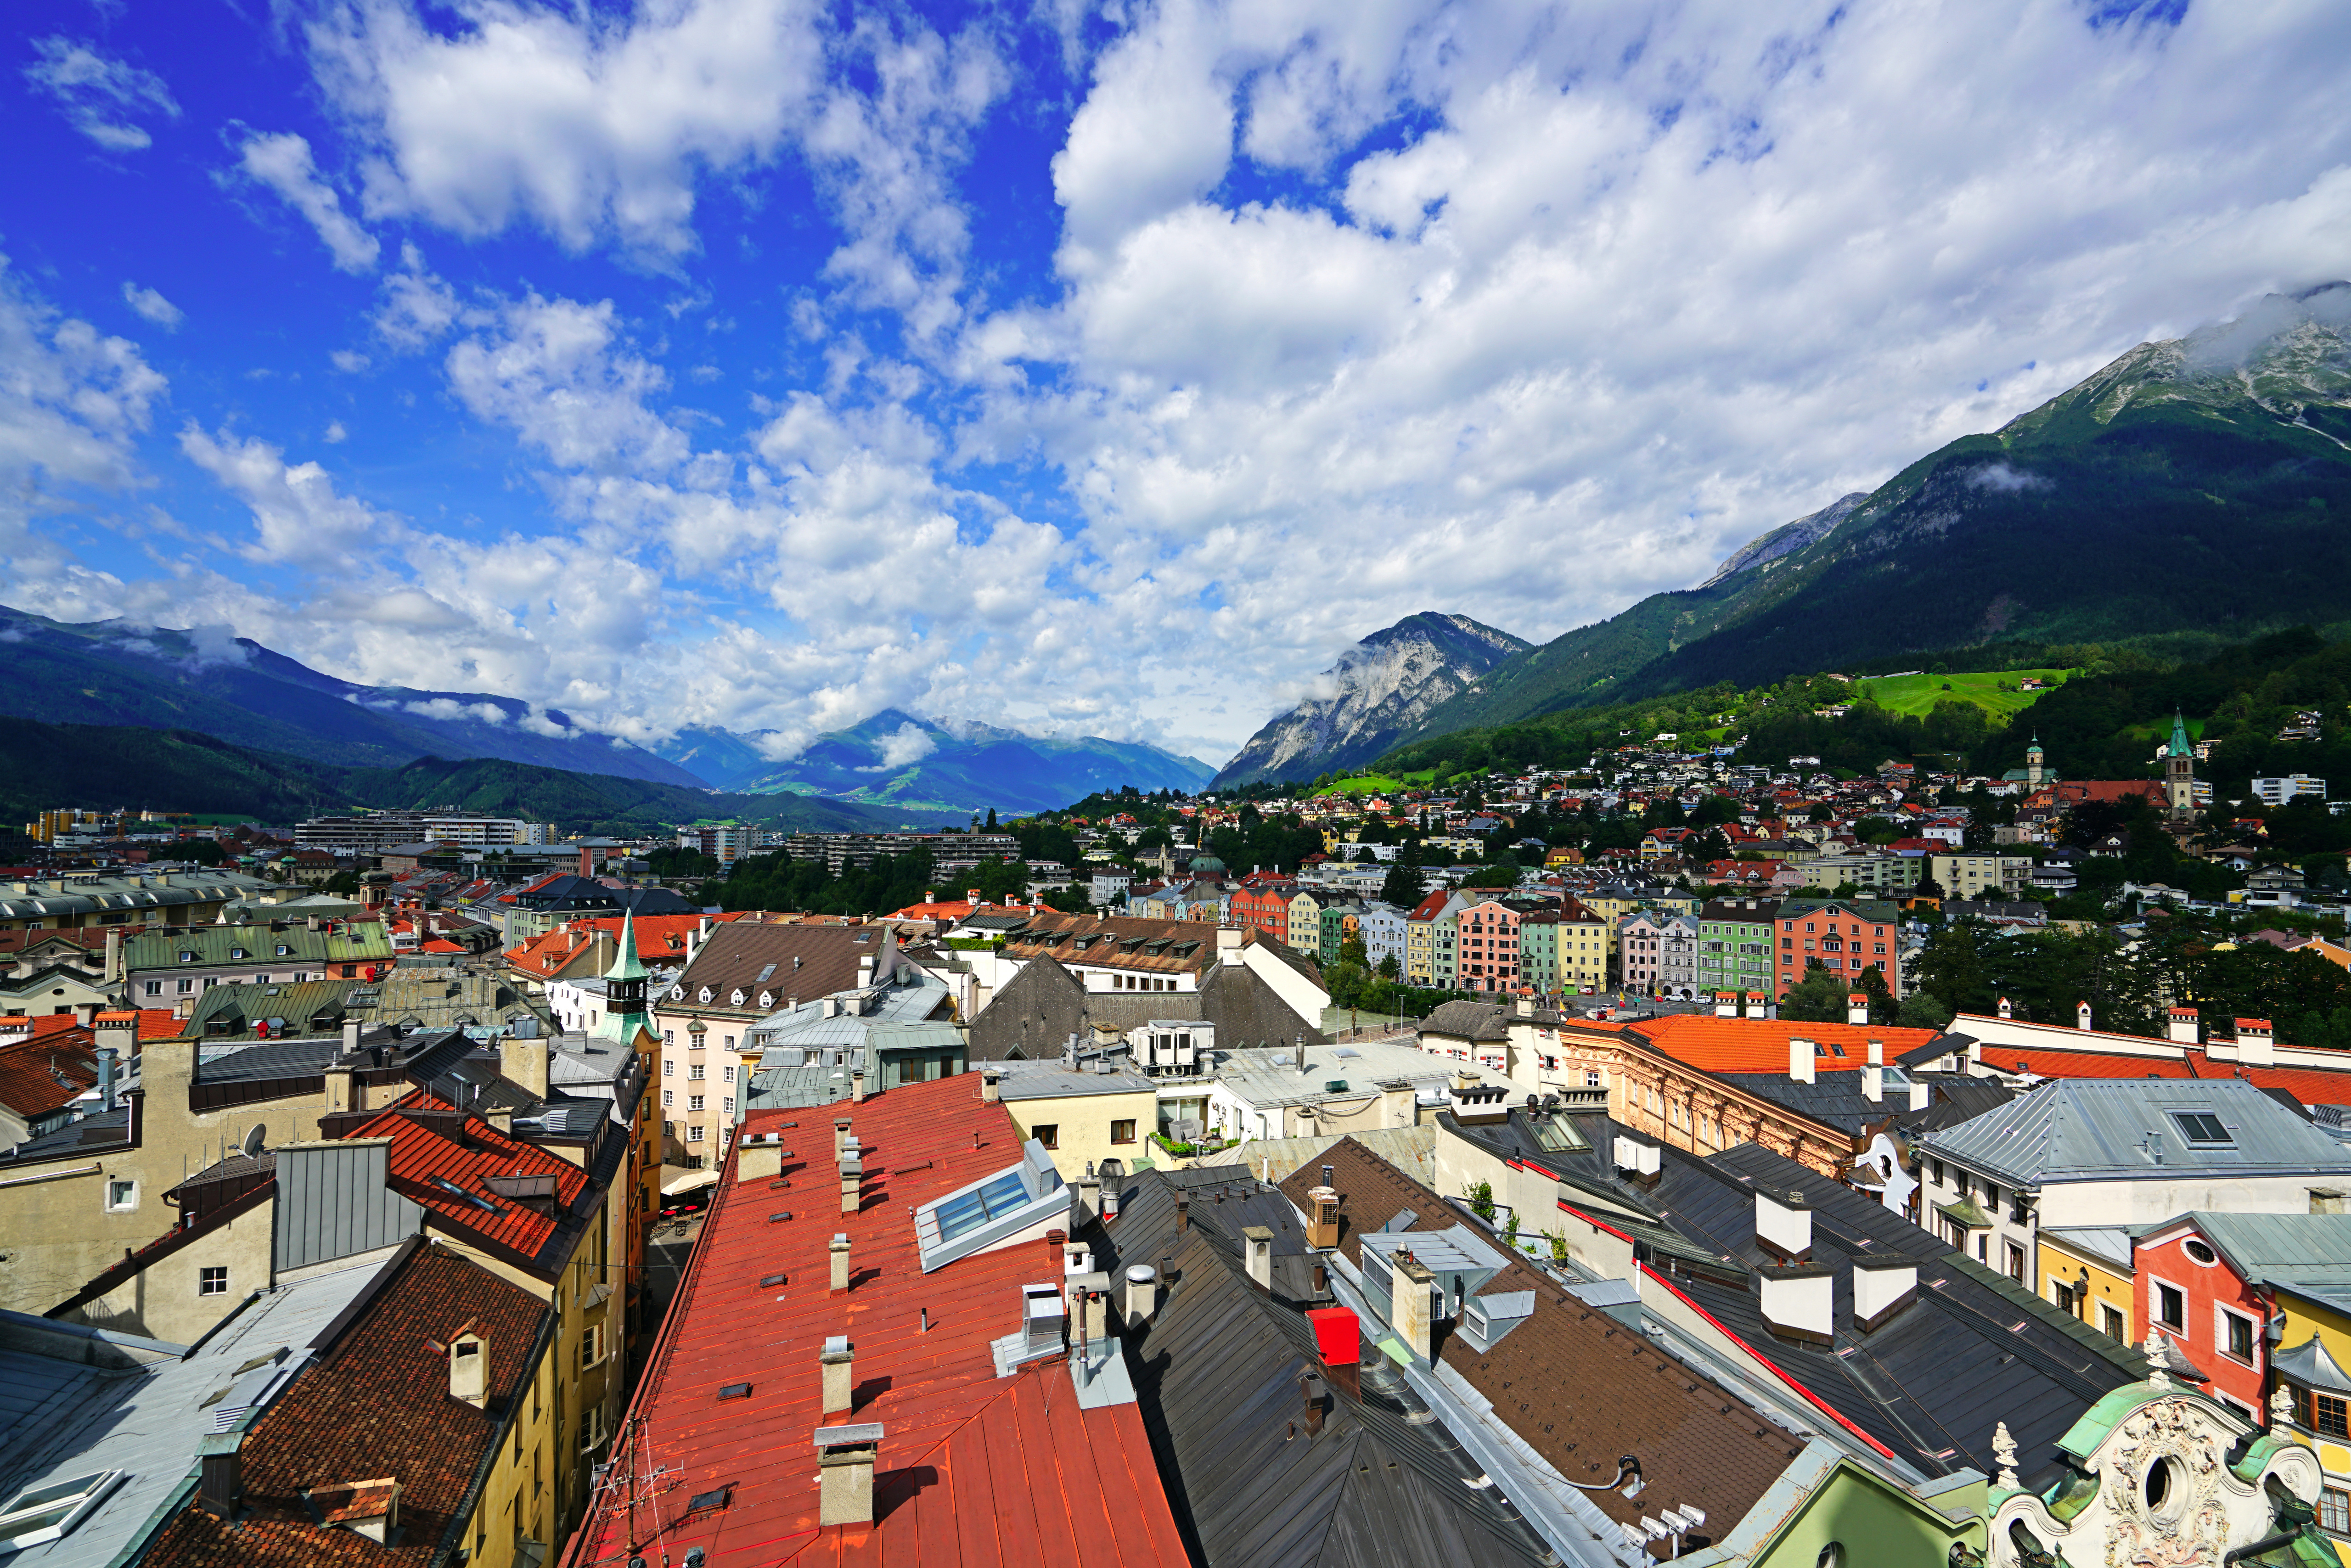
[[704, 850, 1088, 916]]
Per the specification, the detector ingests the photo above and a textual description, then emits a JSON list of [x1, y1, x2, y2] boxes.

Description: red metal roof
[[563, 1073, 1189, 1568], [348, 1092, 589, 1271], [1983, 1042, 2351, 1107]]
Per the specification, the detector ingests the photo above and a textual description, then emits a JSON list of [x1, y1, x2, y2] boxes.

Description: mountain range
[[655, 710, 1215, 817], [1231, 282, 2351, 780], [0, 604, 1213, 821], [1211, 613, 1530, 787]]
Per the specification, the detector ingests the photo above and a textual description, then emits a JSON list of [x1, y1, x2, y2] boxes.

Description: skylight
[[2171, 1112, 2233, 1146], [431, 1176, 503, 1212], [0, 1471, 124, 1552], [934, 1171, 1032, 1242]]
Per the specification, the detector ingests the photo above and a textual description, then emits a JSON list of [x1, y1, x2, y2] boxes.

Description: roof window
[[2170, 1112, 2233, 1146], [934, 1171, 1031, 1243], [430, 1176, 504, 1212], [0, 1471, 125, 1552]]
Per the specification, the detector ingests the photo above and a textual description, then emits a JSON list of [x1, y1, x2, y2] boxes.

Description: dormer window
[[179, 951, 195, 963], [758, 991, 774, 1009], [698, 986, 714, 1003], [231, 947, 247, 960], [730, 989, 746, 1006], [276, 944, 291, 956]]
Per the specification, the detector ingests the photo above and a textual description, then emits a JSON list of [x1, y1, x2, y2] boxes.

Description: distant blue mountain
[[0, 605, 704, 787], [655, 709, 1217, 817]]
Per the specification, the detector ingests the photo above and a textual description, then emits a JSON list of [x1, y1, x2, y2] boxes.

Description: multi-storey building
[[1358, 899, 1409, 972], [297, 811, 548, 849], [1557, 894, 1611, 994], [1515, 906, 1559, 993], [1774, 895, 1902, 999], [1285, 889, 1324, 958], [1453, 897, 1522, 993], [124, 917, 394, 1004], [1696, 897, 1778, 1001]]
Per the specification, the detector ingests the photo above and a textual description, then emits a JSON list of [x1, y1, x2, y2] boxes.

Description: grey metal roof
[[2172, 1211, 2351, 1292], [1916, 1077, 2351, 1186], [0, 1251, 400, 1566], [2038, 1226, 2140, 1271], [992, 1061, 1157, 1100]]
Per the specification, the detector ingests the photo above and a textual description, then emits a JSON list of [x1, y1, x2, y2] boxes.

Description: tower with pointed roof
[[2026, 735, 2044, 789], [2163, 711, 2197, 821], [592, 908, 651, 1044]]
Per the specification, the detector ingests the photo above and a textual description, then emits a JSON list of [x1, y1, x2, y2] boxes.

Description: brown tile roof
[[1278, 1136, 1804, 1543], [669, 921, 901, 1015], [1000, 911, 1219, 977], [144, 1243, 548, 1568], [0, 1034, 97, 1118]]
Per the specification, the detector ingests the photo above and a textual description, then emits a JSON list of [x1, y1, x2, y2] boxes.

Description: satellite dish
[[242, 1123, 266, 1157]]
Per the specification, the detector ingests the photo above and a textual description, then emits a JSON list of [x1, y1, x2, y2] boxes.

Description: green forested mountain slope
[[1392, 284, 2351, 742]]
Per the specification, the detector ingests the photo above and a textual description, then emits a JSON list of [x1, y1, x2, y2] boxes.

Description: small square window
[[199, 1266, 227, 1296], [686, 1125, 705, 1142], [1110, 1119, 1136, 1144], [1032, 1124, 1060, 1149], [105, 1180, 135, 1212]]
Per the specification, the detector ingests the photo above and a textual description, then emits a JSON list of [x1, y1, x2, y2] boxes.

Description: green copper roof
[[602, 909, 649, 984], [2168, 711, 2192, 757]]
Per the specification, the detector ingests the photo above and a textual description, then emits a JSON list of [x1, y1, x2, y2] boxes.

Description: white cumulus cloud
[[236, 132, 382, 272], [24, 38, 179, 151], [121, 281, 182, 329]]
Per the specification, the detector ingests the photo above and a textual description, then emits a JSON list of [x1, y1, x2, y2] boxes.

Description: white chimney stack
[[1850, 1257, 1920, 1331], [1862, 1062, 1883, 1103], [2237, 1018, 2276, 1066], [816, 1425, 881, 1527], [1244, 1226, 1274, 1293], [821, 1336, 854, 1414], [2076, 1000, 2093, 1032], [2168, 1006, 2200, 1045], [1789, 1039, 1815, 1085], [1755, 1187, 1813, 1263], [1716, 990, 1740, 1018], [1846, 993, 1869, 1026], [1758, 1265, 1834, 1344]]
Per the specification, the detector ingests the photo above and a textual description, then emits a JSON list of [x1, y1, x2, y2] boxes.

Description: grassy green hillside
[[1850, 668, 2077, 719]]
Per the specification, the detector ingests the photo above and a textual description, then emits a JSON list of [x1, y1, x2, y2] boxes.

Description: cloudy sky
[[6, 0, 2348, 766]]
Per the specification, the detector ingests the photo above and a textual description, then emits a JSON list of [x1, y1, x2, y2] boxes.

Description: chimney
[[1122, 1264, 1157, 1329], [1715, 990, 1739, 1018], [1850, 1256, 1920, 1331], [1305, 1185, 1341, 1250], [1515, 995, 1533, 1017], [834, 1117, 853, 1155], [95, 1045, 118, 1112], [2168, 1006, 2200, 1045], [1847, 992, 1868, 1026], [1759, 1265, 1834, 1344], [2237, 1018, 2276, 1067], [1788, 1038, 1815, 1085], [1243, 1225, 1274, 1292], [578, 844, 594, 878], [1299, 1372, 1328, 1436], [498, 1035, 548, 1099], [820, 1336, 854, 1414], [1176, 1196, 1190, 1233], [449, 1331, 488, 1407], [1862, 1063, 1883, 1103], [486, 1106, 513, 1138], [829, 1234, 851, 1291], [851, 1065, 868, 1103], [1217, 925, 1243, 954], [981, 1068, 1001, 1103], [2076, 1000, 2093, 1032], [1390, 1251, 1438, 1361], [1909, 1076, 1931, 1113], [838, 1153, 862, 1216], [342, 1020, 361, 1054], [1997, 996, 2012, 1019], [1073, 1171, 1099, 1226], [1064, 1239, 1092, 1276], [197, 1433, 242, 1518], [104, 927, 122, 984], [815, 1424, 881, 1527], [1755, 1187, 1813, 1263]]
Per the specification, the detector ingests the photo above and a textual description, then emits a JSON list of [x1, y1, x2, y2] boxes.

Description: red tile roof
[[565, 1073, 1190, 1568], [0, 1034, 97, 1118], [1631, 1014, 1942, 1074], [348, 1092, 590, 1273], [146, 1243, 549, 1568], [1979, 1043, 2351, 1107]]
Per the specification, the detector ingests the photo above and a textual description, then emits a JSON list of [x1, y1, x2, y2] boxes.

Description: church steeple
[[2025, 735, 2045, 789], [2164, 712, 2197, 821], [597, 908, 649, 1036]]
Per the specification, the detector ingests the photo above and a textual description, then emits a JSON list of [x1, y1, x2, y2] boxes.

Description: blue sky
[[6, 0, 2349, 766]]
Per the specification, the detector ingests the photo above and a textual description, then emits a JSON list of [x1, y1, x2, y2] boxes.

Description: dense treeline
[[707, 849, 1087, 916]]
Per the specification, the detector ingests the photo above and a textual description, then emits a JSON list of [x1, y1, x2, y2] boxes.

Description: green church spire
[[2168, 712, 2192, 758]]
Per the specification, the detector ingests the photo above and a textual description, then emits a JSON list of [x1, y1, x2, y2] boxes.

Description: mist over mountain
[[1373, 283, 2351, 752], [1211, 613, 1532, 787]]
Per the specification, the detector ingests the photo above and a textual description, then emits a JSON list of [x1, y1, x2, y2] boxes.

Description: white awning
[[661, 1169, 719, 1197]]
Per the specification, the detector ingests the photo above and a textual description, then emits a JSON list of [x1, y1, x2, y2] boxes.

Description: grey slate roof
[[967, 954, 1325, 1063], [1096, 1169, 1555, 1568], [2171, 1212, 2351, 1298], [1417, 1000, 1509, 1041], [1916, 1077, 2351, 1186]]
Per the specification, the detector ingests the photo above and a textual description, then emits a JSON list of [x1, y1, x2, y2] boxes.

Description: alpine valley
[[0, 606, 1213, 821]]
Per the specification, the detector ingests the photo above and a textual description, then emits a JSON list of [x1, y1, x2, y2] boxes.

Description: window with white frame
[[579, 1323, 604, 1370], [686, 1125, 704, 1142], [199, 1266, 227, 1296], [2218, 1305, 2257, 1366], [104, 1179, 136, 1213], [0, 1471, 124, 1552]]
